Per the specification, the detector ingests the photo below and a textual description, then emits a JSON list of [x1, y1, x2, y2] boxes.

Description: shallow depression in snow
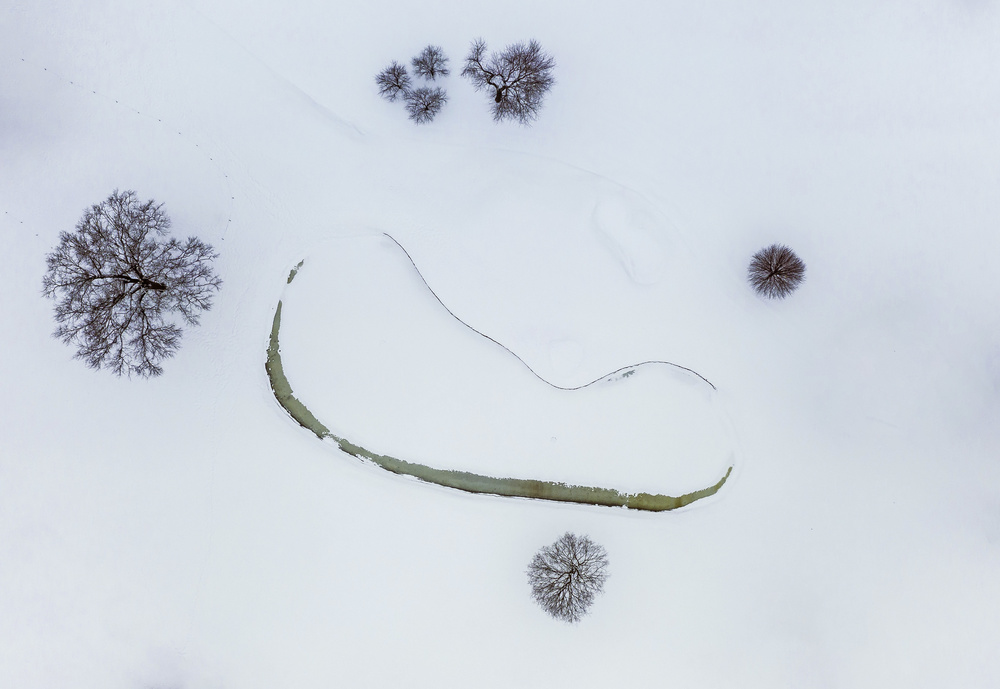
[[592, 190, 669, 285]]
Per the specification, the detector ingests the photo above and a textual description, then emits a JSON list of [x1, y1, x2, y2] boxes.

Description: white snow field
[[2, 0, 1000, 687]]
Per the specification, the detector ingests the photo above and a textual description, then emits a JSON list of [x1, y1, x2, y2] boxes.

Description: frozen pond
[[267, 234, 735, 509]]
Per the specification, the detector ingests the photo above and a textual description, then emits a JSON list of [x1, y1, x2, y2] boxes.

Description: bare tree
[[412, 45, 450, 80], [42, 190, 222, 377], [376, 61, 411, 102], [747, 243, 806, 299], [404, 86, 447, 124], [527, 533, 608, 623], [461, 38, 555, 124]]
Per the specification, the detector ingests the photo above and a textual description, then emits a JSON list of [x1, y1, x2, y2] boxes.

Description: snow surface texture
[[3, 1, 1000, 688]]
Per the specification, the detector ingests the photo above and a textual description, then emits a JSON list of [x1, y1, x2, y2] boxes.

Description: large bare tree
[[42, 190, 222, 377], [461, 38, 555, 124], [527, 532, 609, 623]]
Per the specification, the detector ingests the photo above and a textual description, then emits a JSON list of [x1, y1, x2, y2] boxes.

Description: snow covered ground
[[2, 0, 1000, 686]]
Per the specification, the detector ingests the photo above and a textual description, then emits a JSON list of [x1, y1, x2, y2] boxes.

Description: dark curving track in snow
[[382, 233, 718, 392]]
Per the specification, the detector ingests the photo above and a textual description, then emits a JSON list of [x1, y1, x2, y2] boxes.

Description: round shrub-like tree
[[412, 45, 450, 80], [375, 61, 411, 102], [527, 532, 609, 623], [747, 243, 806, 299], [42, 190, 222, 377], [404, 86, 447, 124]]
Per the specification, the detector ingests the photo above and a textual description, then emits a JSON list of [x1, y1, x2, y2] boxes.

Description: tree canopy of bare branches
[[376, 61, 412, 102], [412, 45, 450, 80], [461, 38, 555, 124], [405, 86, 447, 124], [377, 53, 449, 123], [41, 190, 222, 377], [747, 243, 806, 299], [527, 533, 608, 623]]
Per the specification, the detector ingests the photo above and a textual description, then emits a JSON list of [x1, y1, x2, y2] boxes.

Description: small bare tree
[[42, 190, 222, 377], [405, 86, 447, 124], [375, 61, 411, 102], [412, 45, 450, 80], [461, 38, 555, 124], [747, 244, 806, 299], [527, 533, 608, 623]]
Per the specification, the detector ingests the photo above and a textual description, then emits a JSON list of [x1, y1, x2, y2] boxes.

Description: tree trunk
[[109, 274, 168, 291], [141, 278, 168, 291]]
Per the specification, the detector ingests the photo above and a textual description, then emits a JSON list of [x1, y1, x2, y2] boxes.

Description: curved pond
[[265, 238, 732, 511]]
